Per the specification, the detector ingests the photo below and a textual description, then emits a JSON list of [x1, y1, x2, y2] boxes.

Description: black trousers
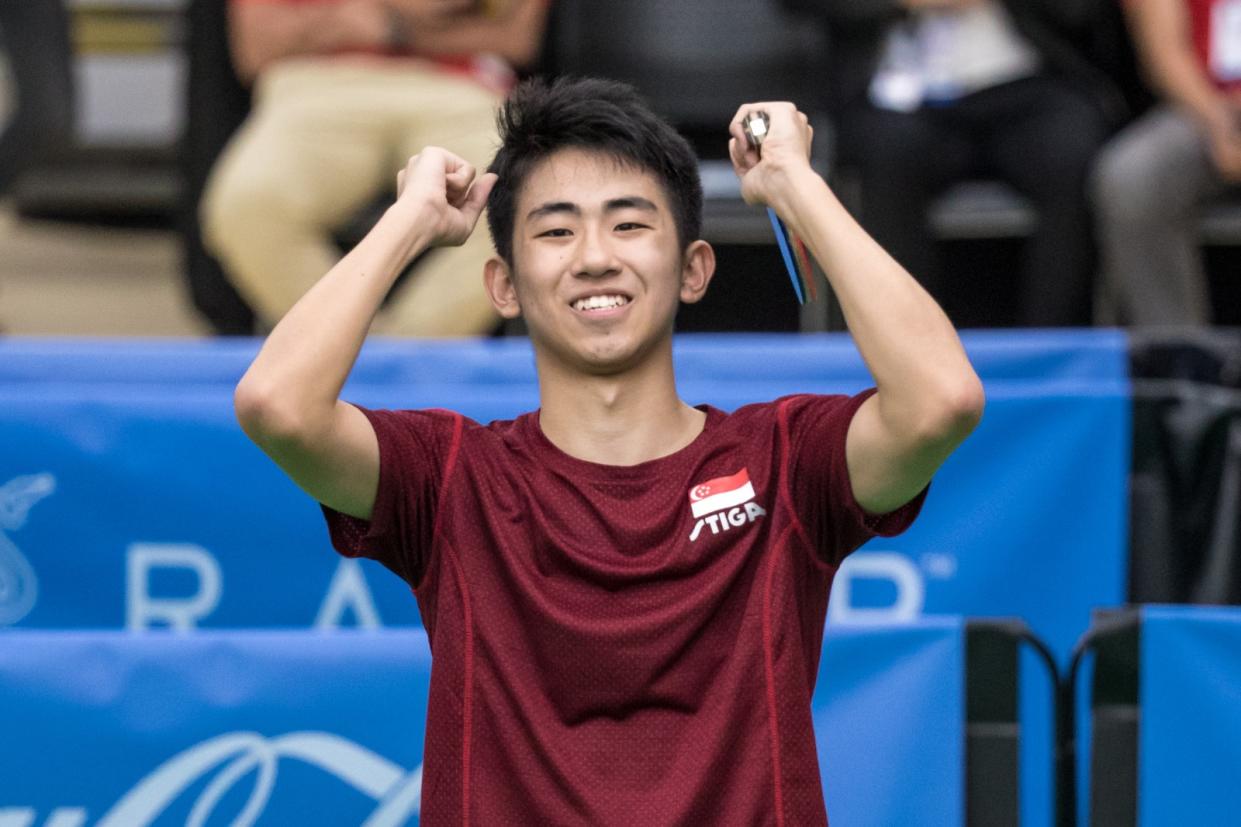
[[836, 74, 1107, 327], [0, 0, 74, 195]]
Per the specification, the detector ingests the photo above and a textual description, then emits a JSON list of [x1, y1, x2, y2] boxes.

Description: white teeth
[[573, 294, 629, 312]]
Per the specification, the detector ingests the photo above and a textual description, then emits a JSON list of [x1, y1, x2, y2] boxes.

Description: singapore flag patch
[[688, 468, 767, 542]]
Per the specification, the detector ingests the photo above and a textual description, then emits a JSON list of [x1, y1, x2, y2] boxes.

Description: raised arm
[[729, 103, 984, 514], [233, 149, 497, 519]]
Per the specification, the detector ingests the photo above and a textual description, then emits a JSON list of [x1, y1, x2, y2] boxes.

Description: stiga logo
[[688, 468, 767, 542]]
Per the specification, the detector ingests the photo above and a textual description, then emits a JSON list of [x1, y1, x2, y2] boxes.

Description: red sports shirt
[[323, 390, 927, 825]]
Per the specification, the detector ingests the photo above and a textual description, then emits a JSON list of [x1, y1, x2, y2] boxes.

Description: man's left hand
[[727, 101, 815, 209]]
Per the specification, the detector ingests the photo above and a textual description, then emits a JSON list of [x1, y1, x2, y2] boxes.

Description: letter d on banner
[[126, 543, 222, 630], [829, 551, 925, 624]]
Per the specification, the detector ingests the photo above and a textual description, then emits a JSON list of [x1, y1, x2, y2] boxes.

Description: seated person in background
[[201, 0, 549, 336], [1092, 0, 1241, 326], [811, 0, 1120, 327]]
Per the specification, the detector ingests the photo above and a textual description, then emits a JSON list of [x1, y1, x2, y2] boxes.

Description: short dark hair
[[486, 76, 703, 265]]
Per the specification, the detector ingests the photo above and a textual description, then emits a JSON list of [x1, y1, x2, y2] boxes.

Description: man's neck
[[535, 345, 705, 467]]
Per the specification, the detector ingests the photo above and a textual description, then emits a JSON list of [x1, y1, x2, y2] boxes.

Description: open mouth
[[570, 293, 632, 314]]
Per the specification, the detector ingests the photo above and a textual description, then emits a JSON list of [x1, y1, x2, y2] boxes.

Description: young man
[[235, 77, 984, 824]]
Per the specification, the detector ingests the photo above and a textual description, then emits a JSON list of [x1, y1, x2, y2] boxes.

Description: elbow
[[507, 41, 542, 71], [940, 374, 986, 443], [230, 47, 264, 86], [234, 379, 307, 447], [913, 375, 986, 448]]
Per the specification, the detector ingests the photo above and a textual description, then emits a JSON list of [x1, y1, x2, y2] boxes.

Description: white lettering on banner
[[0, 809, 88, 827], [0, 473, 55, 626], [3, 733, 422, 827], [315, 559, 382, 629], [126, 544, 222, 631], [828, 551, 926, 624], [0, 808, 36, 827]]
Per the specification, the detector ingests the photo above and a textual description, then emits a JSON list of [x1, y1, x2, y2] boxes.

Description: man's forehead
[[516, 148, 668, 215]]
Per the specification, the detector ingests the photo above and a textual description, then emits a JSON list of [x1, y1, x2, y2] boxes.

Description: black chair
[[180, 0, 258, 334], [1064, 609, 1141, 827], [965, 619, 1059, 827]]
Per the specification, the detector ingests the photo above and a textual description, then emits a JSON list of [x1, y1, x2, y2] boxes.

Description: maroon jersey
[[323, 389, 926, 825]]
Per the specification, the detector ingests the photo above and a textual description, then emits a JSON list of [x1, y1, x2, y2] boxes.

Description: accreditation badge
[[1211, 0, 1241, 81]]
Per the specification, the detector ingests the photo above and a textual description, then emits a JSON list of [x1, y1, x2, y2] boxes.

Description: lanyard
[[743, 112, 818, 305]]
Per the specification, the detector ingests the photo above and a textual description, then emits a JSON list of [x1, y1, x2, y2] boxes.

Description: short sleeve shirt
[[323, 390, 927, 825]]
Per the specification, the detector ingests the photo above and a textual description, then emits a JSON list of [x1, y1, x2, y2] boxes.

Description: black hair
[[485, 76, 703, 265]]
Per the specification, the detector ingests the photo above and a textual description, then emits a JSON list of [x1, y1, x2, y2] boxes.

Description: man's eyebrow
[[526, 201, 580, 221], [604, 196, 658, 213], [525, 196, 659, 221]]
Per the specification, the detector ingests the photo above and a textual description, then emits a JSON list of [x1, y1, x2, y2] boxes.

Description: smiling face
[[485, 148, 714, 377]]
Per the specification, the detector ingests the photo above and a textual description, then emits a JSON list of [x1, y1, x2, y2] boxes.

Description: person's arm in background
[[730, 103, 984, 514], [233, 149, 497, 519], [228, 0, 473, 83], [394, 0, 551, 69], [1127, 0, 1241, 180]]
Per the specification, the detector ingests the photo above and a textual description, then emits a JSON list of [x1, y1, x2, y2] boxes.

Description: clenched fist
[[393, 147, 498, 248]]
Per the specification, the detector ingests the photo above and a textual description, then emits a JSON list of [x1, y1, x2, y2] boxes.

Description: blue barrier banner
[[0, 330, 1128, 642], [1139, 605, 1241, 827], [0, 331, 1128, 827], [0, 630, 430, 825], [0, 621, 963, 825], [816, 617, 964, 827]]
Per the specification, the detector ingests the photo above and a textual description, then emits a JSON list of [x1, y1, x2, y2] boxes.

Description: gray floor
[[0, 203, 210, 337]]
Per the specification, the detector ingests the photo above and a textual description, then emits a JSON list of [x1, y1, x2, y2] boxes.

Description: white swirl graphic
[[0, 473, 54, 626], [97, 731, 422, 827]]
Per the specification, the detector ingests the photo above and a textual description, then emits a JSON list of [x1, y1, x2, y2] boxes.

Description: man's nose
[[573, 225, 620, 277]]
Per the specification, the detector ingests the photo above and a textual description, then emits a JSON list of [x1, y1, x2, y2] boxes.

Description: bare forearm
[[1130, 0, 1233, 130], [772, 168, 980, 429], [407, 2, 547, 67], [230, 3, 384, 82], [236, 204, 432, 435]]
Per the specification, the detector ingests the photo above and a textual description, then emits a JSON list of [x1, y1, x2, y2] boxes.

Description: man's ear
[[679, 240, 716, 304], [484, 257, 522, 319]]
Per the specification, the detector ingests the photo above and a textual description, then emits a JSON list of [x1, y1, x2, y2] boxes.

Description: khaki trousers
[[201, 58, 501, 336]]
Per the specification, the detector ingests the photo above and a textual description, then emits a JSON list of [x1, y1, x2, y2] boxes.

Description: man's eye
[[616, 222, 649, 231], [537, 228, 572, 238]]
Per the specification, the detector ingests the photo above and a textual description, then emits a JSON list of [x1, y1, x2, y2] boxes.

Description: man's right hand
[[393, 148, 498, 248]]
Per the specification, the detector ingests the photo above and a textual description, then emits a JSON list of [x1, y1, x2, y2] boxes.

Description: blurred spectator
[[200, 0, 548, 336], [0, 0, 74, 195], [803, 0, 1121, 327], [1092, 0, 1241, 326]]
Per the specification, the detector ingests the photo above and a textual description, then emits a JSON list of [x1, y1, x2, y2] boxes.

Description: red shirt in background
[[1186, 0, 1241, 91], [323, 390, 927, 825]]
